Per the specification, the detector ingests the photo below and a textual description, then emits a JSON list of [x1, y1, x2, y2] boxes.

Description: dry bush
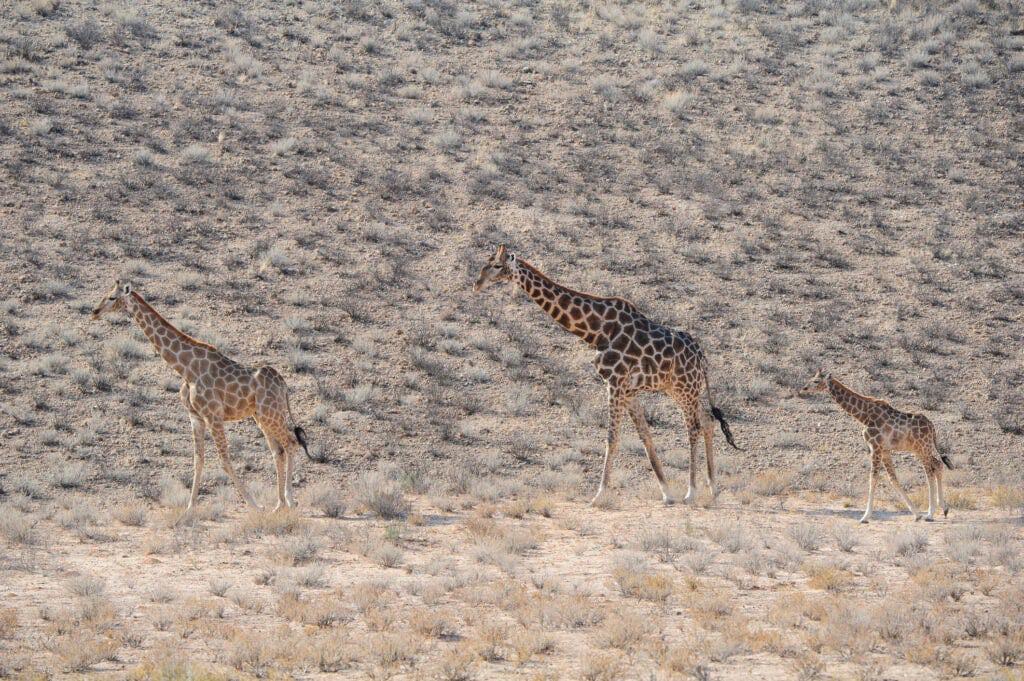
[[66, 574, 105, 598], [306, 482, 346, 518], [889, 529, 929, 558], [510, 627, 554, 664], [611, 554, 674, 602], [597, 609, 652, 651], [805, 561, 854, 593], [638, 527, 700, 563], [581, 650, 625, 681], [112, 501, 148, 527], [432, 644, 479, 681], [750, 470, 796, 496], [408, 607, 458, 639], [354, 470, 410, 519], [471, 621, 509, 661], [276, 592, 346, 627], [706, 521, 752, 553], [788, 522, 824, 552], [0, 608, 17, 639], [0, 506, 39, 545], [45, 631, 121, 672]]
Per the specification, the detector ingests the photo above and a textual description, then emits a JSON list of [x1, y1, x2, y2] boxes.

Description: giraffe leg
[[209, 420, 260, 510], [284, 445, 296, 508], [880, 452, 919, 521], [186, 415, 207, 512], [935, 465, 948, 518], [591, 388, 626, 506], [924, 471, 936, 522], [861, 450, 881, 523], [701, 408, 717, 499], [627, 399, 673, 505], [683, 412, 700, 504], [179, 383, 206, 513]]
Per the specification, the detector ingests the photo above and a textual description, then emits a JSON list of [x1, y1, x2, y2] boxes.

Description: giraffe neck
[[124, 292, 217, 382], [827, 376, 875, 424], [510, 257, 624, 348]]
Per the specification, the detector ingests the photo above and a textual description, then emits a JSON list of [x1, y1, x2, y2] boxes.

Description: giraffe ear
[[122, 282, 132, 295], [496, 244, 507, 263]]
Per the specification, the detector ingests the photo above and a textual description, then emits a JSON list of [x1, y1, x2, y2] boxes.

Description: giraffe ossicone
[[475, 245, 741, 506], [799, 370, 952, 523], [92, 279, 310, 515]]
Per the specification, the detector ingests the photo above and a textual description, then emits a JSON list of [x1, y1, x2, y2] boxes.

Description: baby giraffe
[[799, 370, 952, 523], [92, 280, 309, 513]]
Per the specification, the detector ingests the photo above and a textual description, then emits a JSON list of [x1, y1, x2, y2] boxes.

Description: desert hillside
[[0, 0, 1022, 679]]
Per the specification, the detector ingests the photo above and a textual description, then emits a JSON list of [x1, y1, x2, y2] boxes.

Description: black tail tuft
[[710, 406, 743, 451], [294, 426, 311, 460], [940, 453, 953, 470]]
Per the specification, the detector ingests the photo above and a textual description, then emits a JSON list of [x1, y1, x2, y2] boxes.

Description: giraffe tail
[[938, 448, 953, 470], [702, 359, 743, 451], [710, 406, 743, 451], [293, 426, 311, 460]]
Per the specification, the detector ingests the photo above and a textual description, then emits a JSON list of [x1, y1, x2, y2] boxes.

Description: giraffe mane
[[517, 259, 640, 311], [130, 292, 219, 351], [830, 375, 888, 406]]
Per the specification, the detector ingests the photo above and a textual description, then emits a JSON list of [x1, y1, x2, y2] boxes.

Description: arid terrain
[[1, 0, 1022, 678]]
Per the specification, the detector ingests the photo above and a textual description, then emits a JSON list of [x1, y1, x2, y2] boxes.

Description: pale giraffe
[[475, 246, 741, 505], [92, 280, 310, 513], [799, 370, 952, 523]]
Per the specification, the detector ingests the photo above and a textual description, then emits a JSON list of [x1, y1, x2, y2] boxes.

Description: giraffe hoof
[[859, 517, 870, 524], [913, 514, 922, 522], [924, 516, 934, 522], [662, 495, 675, 506], [943, 508, 949, 518]]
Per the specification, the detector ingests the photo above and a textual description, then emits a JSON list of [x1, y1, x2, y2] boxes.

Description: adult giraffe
[[91, 280, 309, 513], [475, 246, 741, 505]]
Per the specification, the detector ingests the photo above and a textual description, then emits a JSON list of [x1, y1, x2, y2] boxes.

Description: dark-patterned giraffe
[[475, 246, 741, 505], [799, 370, 952, 523], [92, 280, 310, 513]]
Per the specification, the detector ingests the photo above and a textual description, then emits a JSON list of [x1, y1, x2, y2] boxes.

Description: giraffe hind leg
[[683, 411, 700, 504], [701, 408, 717, 499]]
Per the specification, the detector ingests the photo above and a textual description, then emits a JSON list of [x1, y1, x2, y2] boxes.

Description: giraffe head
[[91, 280, 133, 320], [798, 369, 831, 396], [474, 245, 516, 292]]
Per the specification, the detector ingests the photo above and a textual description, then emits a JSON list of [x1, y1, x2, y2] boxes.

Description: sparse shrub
[[354, 471, 410, 519], [307, 482, 346, 518], [52, 462, 89, 489], [788, 523, 824, 552], [112, 501, 147, 527], [66, 20, 103, 50], [890, 529, 928, 558], [831, 523, 859, 553]]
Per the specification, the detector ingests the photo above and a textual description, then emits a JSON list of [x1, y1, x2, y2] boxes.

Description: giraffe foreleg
[[179, 383, 206, 513], [861, 447, 882, 524], [627, 399, 673, 505], [591, 387, 626, 506], [880, 452, 920, 521], [210, 420, 260, 510]]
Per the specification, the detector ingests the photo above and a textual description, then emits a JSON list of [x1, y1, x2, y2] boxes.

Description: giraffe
[[91, 280, 310, 513], [798, 370, 952, 523], [474, 245, 741, 505]]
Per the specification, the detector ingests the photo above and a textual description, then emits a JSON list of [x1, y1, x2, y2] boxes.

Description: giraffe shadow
[[795, 507, 909, 522]]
